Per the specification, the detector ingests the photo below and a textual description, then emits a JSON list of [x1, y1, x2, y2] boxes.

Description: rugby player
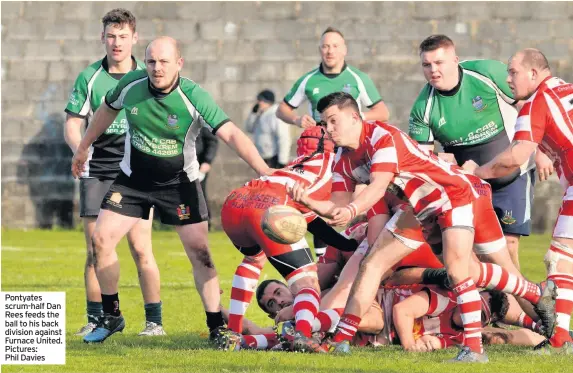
[[409, 35, 554, 268], [71, 36, 274, 344], [466, 48, 573, 354], [64, 8, 164, 337], [290, 92, 556, 362]]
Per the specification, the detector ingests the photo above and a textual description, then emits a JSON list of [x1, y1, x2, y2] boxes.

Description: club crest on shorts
[[177, 204, 190, 220], [106, 192, 123, 208], [501, 210, 516, 225], [167, 114, 179, 129], [472, 96, 487, 112]]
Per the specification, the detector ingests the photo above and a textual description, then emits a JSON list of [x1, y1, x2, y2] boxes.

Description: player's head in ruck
[[418, 34, 459, 92], [145, 36, 183, 92], [255, 279, 294, 318], [507, 48, 551, 101], [101, 8, 138, 64]]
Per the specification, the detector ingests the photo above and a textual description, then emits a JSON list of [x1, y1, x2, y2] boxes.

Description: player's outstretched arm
[[220, 305, 274, 335], [330, 171, 394, 227], [216, 121, 274, 177], [288, 182, 343, 218], [469, 140, 538, 180], [71, 104, 120, 178], [393, 290, 431, 351]]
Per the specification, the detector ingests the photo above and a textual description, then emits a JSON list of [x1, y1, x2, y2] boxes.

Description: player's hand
[[71, 147, 89, 179], [461, 160, 479, 174], [274, 305, 294, 324], [405, 341, 427, 352], [287, 181, 310, 206], [418, 335, 441, 351], [295, 115, 316, 129], [437, 152, 457, 164], [330, 207, 352, 227], [535, 151, 554, 182]]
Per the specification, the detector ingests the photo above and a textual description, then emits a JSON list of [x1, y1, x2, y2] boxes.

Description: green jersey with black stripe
[[284, 63, 382, 122], [408, 59, 533, 172], [105, 70, 229, 186], [65, 57, 144, 179]]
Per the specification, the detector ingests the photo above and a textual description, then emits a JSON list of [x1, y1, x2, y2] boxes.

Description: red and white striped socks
[[477, 262, 540, 304], [453, 278, 483, 353], [293, 287, 320, 337], [312, 309, 341, 333], [228, 254, 264, 333], [332, 314, 361, 342], [241, 333, 279, 350], [548, 273, 573, 347], [517, 311, 543, 334]]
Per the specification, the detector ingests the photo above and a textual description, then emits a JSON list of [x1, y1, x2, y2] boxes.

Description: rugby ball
[[261, 205, 307, 245]]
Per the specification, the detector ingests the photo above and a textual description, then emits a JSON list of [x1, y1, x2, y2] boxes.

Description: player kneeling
[[220, 126, 336, 353]]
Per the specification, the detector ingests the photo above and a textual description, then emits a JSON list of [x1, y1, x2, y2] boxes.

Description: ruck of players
[[67, 8, 572, 363]]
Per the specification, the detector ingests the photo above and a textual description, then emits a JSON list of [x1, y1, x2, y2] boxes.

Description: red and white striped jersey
[[255, 151, 335, 221], [513, 76, 573, 188], [385, 286, 463, 348], [332, 121, 479, 221], [413, 287, 464, 348]]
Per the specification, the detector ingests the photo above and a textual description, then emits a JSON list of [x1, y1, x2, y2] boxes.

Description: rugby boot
[[83, 313, 125, 343]]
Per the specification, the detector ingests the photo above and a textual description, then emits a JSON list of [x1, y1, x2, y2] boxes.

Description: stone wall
[[2, 1, 572, 229]]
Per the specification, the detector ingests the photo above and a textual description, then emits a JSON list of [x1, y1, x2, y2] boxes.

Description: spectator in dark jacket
[[196, 126, 219, 230]]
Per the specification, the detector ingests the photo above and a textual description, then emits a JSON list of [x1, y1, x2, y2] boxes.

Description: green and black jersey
[[104, 70, 229, 187], [284, 63, 382, 122], [408, 59, 532, 172], [65, 56, 144, 179]]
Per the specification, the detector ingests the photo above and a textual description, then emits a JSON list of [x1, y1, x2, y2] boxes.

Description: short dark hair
[[255, 279, 285, 314], [321, 26, 344, 39], [488, 291, 510, 322], [316, 92, 360, 115], [102, 8, 136, 33], [419, 34, 455, 55]]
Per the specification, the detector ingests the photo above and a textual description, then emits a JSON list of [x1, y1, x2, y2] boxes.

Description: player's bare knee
[[91, 231, 110, 254], [190, 247, 215, 269]]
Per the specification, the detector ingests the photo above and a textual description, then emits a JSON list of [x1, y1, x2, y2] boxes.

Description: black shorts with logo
[[80, 178, 115, 218], [101, 172, 208, 225]]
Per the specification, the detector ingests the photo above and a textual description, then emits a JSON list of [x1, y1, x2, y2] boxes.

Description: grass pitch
[[1, 229, 571, 373]]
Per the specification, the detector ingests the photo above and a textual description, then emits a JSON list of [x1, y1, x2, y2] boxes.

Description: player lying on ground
[[289, 92, 556, 361], [391, 285, 546, 351], [464, 48, 573, 355], [219, 268, 547, 351], [221, 216, 439, 351]]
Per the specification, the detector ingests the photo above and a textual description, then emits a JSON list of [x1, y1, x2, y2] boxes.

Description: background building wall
[[2, 1, 572, 230]]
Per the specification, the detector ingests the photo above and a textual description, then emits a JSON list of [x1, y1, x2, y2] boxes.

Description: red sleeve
[[425, 287, 457, 317], [513, 97, 547, 144], [332, 157, 357, 192], [370, 128, 399, 174]]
